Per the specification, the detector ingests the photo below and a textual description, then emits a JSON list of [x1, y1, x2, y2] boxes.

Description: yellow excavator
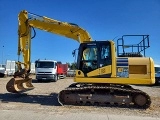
[[6, 10, 155, 109]]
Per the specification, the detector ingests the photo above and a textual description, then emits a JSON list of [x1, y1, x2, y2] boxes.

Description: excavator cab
[[76, 41, 114, 78]]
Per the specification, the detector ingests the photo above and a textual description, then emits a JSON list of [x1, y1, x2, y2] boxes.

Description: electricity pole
[[2, 46, 4, 65]]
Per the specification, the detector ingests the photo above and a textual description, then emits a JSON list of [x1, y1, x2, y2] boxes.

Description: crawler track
[[58, 83, 151, 109]]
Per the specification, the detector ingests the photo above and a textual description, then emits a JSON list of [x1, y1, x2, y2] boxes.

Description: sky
[[0, 0, 160, 65]]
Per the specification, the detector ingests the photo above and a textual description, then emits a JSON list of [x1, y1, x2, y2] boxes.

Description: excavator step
[[6, 77, 34, 93]]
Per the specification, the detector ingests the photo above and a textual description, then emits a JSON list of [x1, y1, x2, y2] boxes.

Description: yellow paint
[[74, 77, 154, 85]]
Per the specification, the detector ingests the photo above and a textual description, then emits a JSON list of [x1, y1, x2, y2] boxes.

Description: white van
[[0, 64, 6, 77], [155, 64, 160, 85]]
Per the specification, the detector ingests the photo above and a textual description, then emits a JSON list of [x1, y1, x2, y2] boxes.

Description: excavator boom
[[18, 10, 92, 70]]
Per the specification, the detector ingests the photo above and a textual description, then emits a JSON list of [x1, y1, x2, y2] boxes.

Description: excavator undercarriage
[[58, 83, 151, 109]]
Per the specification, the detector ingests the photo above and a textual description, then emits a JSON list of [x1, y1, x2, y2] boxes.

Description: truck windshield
[[36, 62, 54, 68]]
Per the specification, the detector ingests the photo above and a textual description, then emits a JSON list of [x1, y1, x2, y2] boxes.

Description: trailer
[[5, 60, 16, 76], [5, 60, 35, 76], [30, 63, 35, 74], [57, 62, 68, 78]]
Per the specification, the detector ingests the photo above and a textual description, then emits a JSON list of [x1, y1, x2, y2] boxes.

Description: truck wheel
[[57, 75, 60, 80], [63, 75, 66, 78], [53, 75, 58, 82], [0, 73, 5, 78]]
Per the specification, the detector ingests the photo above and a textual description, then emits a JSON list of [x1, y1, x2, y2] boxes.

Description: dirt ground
[[0, 75, 160, 118]]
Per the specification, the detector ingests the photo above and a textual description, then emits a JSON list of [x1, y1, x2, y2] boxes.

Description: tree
[[66, 62, 71, 69], [70, 62, 76, 70]]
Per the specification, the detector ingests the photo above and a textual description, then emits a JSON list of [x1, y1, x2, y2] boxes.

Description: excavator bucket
[[6, 77, 34, 93]]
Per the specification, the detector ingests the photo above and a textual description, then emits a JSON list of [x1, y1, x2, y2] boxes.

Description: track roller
[[133, 93, 151, 109]]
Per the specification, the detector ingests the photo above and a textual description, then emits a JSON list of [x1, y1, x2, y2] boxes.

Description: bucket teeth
[[6, 77, 34, 93]]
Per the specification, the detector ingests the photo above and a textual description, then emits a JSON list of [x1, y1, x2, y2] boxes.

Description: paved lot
[[0, 110, 160, 120], [0, 76, 160, 119]]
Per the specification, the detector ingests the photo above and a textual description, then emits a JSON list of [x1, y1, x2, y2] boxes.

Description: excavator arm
[[6, 10, 92, 93], [18, 10, 92, 70]]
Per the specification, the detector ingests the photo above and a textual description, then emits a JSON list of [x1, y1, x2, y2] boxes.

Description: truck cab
[[35, 60, 58, 82], [35, 60, 68, 82]]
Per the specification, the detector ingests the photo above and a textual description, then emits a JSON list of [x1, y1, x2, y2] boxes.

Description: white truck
[[0, 64, 6, 77], [5, 60, 16, 76], [35, 60, 68, 82], [155, 64, 160, 85]]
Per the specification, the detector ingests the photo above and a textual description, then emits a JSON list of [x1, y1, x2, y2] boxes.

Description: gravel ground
[[0, 75, 160, 118]]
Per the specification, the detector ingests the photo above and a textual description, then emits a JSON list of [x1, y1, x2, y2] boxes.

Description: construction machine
[[6, 10, 155, 109]]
